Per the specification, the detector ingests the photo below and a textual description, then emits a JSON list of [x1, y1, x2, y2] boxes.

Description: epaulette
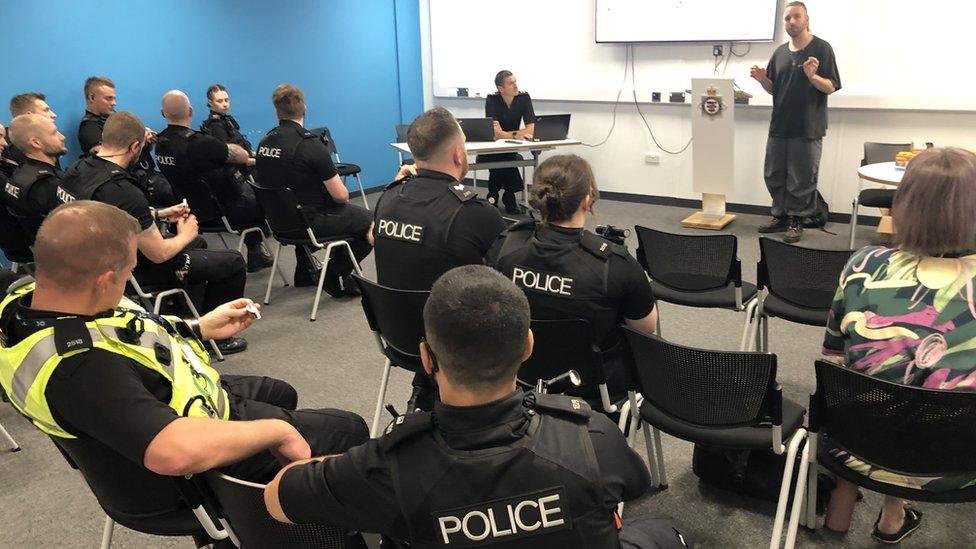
[[378, 411, 434, 452], [448, 181, 476, 202], [580, 231, 614, 260], [209, 113, 221, 120], [53, 317, 94, 356], [531, 392, 591, 421], [385, 176, 412, 191]]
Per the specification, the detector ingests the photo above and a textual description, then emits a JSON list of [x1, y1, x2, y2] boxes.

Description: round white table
[[854, 162, 905, 244], [857, 161, 904, 187]]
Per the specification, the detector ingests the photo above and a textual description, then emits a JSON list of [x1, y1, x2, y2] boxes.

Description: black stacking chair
[[49, 438, 231, 549], [350, 274, 430, 437], [788, 360, 976, 541], [521, 319, 629, 421], [742, 238, 852, 352], [623, 328, 807, 548], [248, 180, 362, 321], [849, 141, 912, 249], [203, 471, 366, 548], [186, 178, 267, 256], [312, 126, 369, 209], [127, 275, 224, 361], [634, 225, 757, 339]]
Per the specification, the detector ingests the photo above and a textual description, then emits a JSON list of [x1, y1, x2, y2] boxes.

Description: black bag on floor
[[803, 191, 830, 228], [619, 515, 693, 548], [692, 444, 834, 512]]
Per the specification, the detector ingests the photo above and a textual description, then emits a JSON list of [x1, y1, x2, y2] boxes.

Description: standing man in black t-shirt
[[481, 70, 535, 214], [155, 90, 272, 271], [256, 84, 373, 295], [59, 111, 250, 355], [751, 1, 840, 243]]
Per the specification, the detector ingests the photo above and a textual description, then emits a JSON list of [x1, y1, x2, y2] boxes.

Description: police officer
[[155, 90, 272, 271], [59, 111, 250, 355], [4, 92, 59, 170], [256, 84, 372, 294], [374, 106, 507, 411], [0, 123, 33, 261], [489, 155, 658, 409], [0, 201, 369, 543], [78, 76, 176, 207], [200, 84, 253, 152], [480, 70, 536, 214], [3, 114, 66, 240], [266, 265, 651, 548], [0, 123, 16, 179]]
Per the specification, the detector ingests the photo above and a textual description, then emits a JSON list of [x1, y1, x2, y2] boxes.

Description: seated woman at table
[[479, 70, 535, 214], [822, 147, 976, 543]]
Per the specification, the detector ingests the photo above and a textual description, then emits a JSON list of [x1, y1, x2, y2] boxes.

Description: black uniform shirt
[[256, 120, 339, 211], [277, 389, 650, 536], [5, 157, 63, 216], [766, 36, 841, 139], [485, 92, 536, 133], [373, 168, 507, 290], [201, 111, 253, 151], [78, 110, 108, 155], [62, 156, 154, 230]]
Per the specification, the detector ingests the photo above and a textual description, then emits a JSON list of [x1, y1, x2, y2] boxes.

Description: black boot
[[246, 244, 274, 273], [501, 191, 522, 215], [783, 216, 804, 243]]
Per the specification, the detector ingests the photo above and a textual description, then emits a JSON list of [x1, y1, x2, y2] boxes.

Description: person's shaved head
[[8, 114, 67, 158], [161, 90, 192, 122], [34, 201, 140, 292]]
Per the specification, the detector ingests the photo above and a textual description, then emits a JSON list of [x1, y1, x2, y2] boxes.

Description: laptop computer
[[457, 118, 494, 142], [532, 114, 571, 142], [395, 124, 410, 143]]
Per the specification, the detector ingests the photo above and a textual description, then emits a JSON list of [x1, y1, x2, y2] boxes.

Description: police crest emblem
[[700, 85, 724, 116]]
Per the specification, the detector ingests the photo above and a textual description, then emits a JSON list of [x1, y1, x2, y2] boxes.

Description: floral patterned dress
[[822, 245, 976, 490]]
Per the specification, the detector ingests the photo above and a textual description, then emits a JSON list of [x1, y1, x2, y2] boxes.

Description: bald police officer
[[266, 265, 652, 548], [255, 84, 372, 294]]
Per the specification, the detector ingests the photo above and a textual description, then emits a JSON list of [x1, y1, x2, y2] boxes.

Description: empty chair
[[313, 126, 369, 209], [742, 238, 851, 352], [789, 360, 976, 546], [634, 225, 757, 338], [248, 180, 363, 321], [350, 274, 429, 437], [623, 328, 807, 549], [204, 471, 365, 548], [849, 141, 911, 249]]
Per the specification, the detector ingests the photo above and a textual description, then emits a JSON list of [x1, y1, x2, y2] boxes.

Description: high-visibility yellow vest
[[0, 282, 229, 439]]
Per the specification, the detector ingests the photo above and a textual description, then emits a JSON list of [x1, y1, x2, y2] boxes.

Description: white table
[[852, 162, 904, 246], [391, 139, 582, 207]]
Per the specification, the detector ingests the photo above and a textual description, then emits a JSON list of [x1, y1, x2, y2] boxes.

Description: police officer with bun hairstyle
[[154, 90, 273, 271], [489, 155, 658, 409], [256, 84, 372, 294], [200, 84, 253, 153], [265, 265, 652, 548], [373, 106, 507, 411]]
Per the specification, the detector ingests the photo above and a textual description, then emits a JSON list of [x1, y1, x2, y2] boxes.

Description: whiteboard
[[428, 0, 976, 111], [595, 0, 778, 43]]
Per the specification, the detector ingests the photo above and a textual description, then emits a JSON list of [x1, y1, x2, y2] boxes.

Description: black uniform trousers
[[480, 153, 524, 197], [220, 374, 369, 484], [293, 202, 373, 281], [134, 236, 246, 315], [217, 186, 268, 249]]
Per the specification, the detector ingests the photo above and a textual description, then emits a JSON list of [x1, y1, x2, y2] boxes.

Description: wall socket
[[644, 153, 660, 165], [712, 45, 723, 57]]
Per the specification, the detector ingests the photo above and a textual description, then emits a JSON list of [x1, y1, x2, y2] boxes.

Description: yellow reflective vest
[[0, 282, 229, 439]]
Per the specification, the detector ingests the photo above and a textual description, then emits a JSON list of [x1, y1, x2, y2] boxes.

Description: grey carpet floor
[[1, 193, 972, 548]]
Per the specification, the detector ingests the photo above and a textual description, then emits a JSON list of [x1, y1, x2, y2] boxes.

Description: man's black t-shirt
[[373, 169, 507, 290], [155, 125, 237, 205], [766, 36, 841, 139], [77, 111, 108, 155], [256, 120, 339, 211], [485, 92, 536, 133], [277, 389, 650, 538]]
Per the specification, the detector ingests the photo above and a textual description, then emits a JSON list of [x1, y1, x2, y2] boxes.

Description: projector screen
[[595, 0, 779, 43]]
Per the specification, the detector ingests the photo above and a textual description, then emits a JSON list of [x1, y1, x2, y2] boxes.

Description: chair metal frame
[[848, 142, 912, 249], [317, 126, 369, 210], [127, 275, 224, 361]]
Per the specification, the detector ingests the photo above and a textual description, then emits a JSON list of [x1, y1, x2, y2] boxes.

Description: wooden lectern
[[682, 78, 735, 230]]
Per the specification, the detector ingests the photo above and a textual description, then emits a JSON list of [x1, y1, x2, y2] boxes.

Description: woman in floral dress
[[822, 147, 976, 543]]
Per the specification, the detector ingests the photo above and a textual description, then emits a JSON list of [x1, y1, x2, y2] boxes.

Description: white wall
[[419, 0, 976, 213]]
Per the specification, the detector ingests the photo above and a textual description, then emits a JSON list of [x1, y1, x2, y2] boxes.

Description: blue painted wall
[[0, 0, 423, 191]]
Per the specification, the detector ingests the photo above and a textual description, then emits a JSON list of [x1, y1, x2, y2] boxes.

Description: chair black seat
[[383, 344, 423, 373], [273, 232, 359, 246], [640, 397, 805, 451], [335, 163, 361, 176], [858, 188, 895, 208], [109, 507, 205, 538], [817, 435, 976, 504], [197, 218, 228, 232], [651, 280, 757, 309], [762, 293, 830, 327]]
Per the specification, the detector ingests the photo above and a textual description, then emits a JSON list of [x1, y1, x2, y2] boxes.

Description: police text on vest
[[377, 219, 424, 243], [512, 266, 573, 296], [257, 146, 282, 158], [434, 488, 570, 546], [4, 182, 19, 198]]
